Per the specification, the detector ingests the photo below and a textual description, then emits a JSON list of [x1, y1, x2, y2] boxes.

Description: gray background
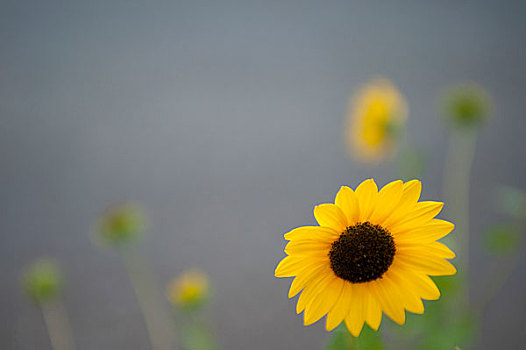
[[1, 0, 526, 349]]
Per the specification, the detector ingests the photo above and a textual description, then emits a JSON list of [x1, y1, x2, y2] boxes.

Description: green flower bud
[[442, 83, 492, 130], [94, 203, 146, 249], [166, 269, 210, 310], [22, 259, 62, 305]]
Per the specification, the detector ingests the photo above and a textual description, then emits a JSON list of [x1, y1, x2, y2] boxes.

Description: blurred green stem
[[443, 129, 478, 302], [122, 250, 177, 350], [477, 219, 526, 316], [41, 301, 75, 350]]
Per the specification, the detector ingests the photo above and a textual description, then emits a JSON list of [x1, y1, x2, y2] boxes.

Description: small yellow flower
[[166, 270, 210, 308], [346, 78, 408, 163], [275, 179, 456, 337]]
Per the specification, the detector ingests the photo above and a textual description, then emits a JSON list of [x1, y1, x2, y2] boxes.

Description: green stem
[[122, 250, 177, 350], [442, 129, 478, 303], [41, 301, 76, 350], [476, 219, 526, 317]]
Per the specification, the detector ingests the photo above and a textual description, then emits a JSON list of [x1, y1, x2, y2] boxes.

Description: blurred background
[[1, 0, 525, 349]]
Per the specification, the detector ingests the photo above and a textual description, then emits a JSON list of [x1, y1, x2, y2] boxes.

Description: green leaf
[[484, 223, 521, 255], [419, 310, 476, 350], [326, 325, 354, 350], [356, 324, 384, 350], [326, 324, 383, 350]]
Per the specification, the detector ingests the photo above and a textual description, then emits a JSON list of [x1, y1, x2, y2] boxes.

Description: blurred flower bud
[[22, 259, 62, 305], [94, 203, 146, 249], [442, 83, 492, 130], [166, 269, 210, 309], [346, 77, 408, 164]]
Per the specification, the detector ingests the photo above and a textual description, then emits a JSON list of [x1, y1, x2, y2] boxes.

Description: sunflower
[[347, 78, 408, 163], [275, 179, 456, 336]]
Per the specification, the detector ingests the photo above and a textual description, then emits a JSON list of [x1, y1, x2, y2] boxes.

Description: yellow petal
[[395, 253, 456, 276], [393, 219, 454, 243], [400, 180, 422, 208], [345, 284, 366, 336], [304, 276, 344, 325], [371, 277, 406, 325], [385, 269, 424, 314], [389, 262, 441, 300], [364, 289, 382, 330], [297, 271, 332, 313], [284, 226, 340, 241], [390, 201, 444, 234], [288, 264, 329, 298], [335, 186, 360, 225], [284, 239, 332, 257], [314, 204, 348, 233], [383, 180, 422, 227], [369, 180, 403, 224], [355, 179, 379, 222], [326, 282, 353, 331], [397, 241, 456, 259], [275, 256, 326, 278]]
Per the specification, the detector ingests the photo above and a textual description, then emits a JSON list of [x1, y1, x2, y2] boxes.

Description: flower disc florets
[[329, 222, 395, 283]]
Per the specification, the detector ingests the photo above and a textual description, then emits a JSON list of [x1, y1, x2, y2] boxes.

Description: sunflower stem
[[41, 300, 76, 350], [442, 129, 478, 304], [476, 216, 526, 317], [121, 249, 177, 350]]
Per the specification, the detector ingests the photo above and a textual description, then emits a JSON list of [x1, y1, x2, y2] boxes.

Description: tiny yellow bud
[[166, 269, 210, 309]]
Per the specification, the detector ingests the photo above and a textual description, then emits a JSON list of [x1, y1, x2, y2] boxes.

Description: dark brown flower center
[[329, 222, 395, 283]]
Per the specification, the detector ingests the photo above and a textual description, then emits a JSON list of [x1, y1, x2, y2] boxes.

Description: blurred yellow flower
[[275, 179, 456, 337], [346, 78, 408, 163], [166, 270, 210, 308]]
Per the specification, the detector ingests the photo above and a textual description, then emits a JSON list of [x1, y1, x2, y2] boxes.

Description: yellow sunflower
[[275, 179, 456, 336], [347, 78, 408, 163]]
